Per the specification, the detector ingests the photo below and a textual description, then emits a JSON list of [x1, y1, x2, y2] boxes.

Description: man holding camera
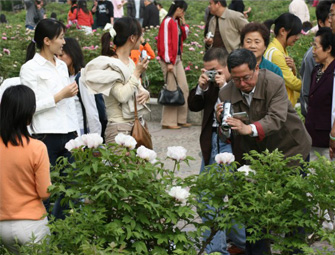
[[24, 0, 44, 30], [188, 48, 245, 255], [217, 48, 311, 254], [205, 0, 248, 52]]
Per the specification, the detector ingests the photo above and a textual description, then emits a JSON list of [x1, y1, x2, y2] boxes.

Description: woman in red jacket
[[157, 0, 190, 129], [68, 0, 94, 34]]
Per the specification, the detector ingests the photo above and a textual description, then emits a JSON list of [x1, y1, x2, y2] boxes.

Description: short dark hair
[[203, 48, 228, 67], [264, 13, 302, 38], [227, 49, 257, 72], [240, 22, 270, 48], [0, 85, 36, 147], [213, 0, 227, 7], [316, 27, 335, 57], [316, 1, 332, 29], [63, 37, 85, 75]]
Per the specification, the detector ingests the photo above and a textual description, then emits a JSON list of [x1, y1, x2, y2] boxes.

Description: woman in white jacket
[[81, 17, 150, 144]]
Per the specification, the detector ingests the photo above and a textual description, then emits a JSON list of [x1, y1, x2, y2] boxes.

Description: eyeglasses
[[311, 42, 321, 50], [232, 71, 255, 84]]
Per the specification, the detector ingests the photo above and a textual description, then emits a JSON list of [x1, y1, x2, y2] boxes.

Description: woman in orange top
[[68, 0, 94, 34], [130, 37, 155, 65], [67, 0, 77, 25], [0, 85, 51, 254]]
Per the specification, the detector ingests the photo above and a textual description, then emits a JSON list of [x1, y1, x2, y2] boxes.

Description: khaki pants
[[160, 56, 189, 126], [105, 122, 133, 144]]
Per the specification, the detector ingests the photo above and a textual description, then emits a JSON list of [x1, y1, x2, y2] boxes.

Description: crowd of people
[[1, 0, 335, 254]]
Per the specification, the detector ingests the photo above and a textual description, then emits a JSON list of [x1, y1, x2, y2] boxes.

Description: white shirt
[[20, 53, 78, 134], [289, 0, 310, 23], [241, 87, 258, 137], [135, 0, 140, 19]]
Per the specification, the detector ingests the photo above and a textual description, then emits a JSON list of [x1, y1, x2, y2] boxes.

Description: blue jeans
[[35, 132, 76, 220], [200, 131, 246, 255]]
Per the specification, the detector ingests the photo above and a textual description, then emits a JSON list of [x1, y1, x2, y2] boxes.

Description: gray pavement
[[148, 121, 202, 177]]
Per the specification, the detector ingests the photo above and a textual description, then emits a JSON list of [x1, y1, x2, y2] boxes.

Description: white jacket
[[81, 56, 149, 123]]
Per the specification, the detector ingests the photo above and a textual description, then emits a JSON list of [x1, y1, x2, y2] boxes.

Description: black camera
[[205, 70, 217, 82]]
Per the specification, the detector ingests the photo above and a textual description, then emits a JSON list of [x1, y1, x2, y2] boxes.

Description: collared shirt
[[208, 8, 248, 53], [20, 53, 78, 134], [195, 81, 227, 128], [241, 87, 258, 137], [241, 86, 255, 106]]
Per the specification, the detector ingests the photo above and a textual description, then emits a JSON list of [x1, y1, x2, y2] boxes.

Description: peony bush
[[1, 133, 334, 254]]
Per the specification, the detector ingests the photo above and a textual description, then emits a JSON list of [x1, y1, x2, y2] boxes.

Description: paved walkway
[[147, 121, 334, 253], [148, 121, 202, 177]]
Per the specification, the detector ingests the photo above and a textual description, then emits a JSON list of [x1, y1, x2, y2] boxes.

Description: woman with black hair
[[157, 0, 191, 129], [20, 18, 79, 219], [305, 27, 335, 160], [81, 17, 150, 144], [58, 37, 103, 137], [0, 85, 51, 254], [66, 0, 77, 25], [264, 13, 302, 106], [68, 0, 94, 34]]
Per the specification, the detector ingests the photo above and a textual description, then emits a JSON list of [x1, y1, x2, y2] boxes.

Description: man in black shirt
[[92, 0, 114, 29], [142, 0, 159, 29]]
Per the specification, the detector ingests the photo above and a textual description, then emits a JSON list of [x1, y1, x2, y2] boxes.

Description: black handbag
[[157, 73, 185, 106]]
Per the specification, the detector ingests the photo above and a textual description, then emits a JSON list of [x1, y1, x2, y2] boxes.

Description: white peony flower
[[81, 133, 103, 148], [65, 139, 79, 151], [136, 145, 157, 163], [167, 146, 187, 161], [237, 165, 256, 176], [115, 133, 137, 149], [168, 186, 190, 203], [65, 136, 85, 151], [215, 152, 235, 164]]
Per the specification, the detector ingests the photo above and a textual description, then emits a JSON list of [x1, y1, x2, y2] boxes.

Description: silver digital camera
[[220, 101, 233, 142], [206, 31, 214, 39], [205, 70, 217, 82]]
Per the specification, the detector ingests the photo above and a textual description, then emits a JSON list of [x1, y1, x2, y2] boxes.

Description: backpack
[[75, 72, 108, 139]]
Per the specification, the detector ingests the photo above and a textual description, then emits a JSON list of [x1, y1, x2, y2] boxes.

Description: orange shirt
[[0, 137, 51, 220], [130, 43, 156, 65]]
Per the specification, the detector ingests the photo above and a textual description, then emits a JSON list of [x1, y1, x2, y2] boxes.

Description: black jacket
[[142, 2, 159, 28]]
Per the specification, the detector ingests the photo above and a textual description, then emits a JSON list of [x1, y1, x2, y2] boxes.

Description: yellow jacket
[[264, 38, 301, 106]]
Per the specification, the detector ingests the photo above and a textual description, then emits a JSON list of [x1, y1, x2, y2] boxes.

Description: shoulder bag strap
[[165, 72, 180, 88], [75, 73, 88, 134], [134, 92, 138, 120]]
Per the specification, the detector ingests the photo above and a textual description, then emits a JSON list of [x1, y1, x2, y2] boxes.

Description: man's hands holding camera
[[198, 68, 226, 91], [215, 103, 252, 136]]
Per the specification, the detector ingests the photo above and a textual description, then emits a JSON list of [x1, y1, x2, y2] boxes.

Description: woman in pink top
[[111, 0, 125, 20], [0, 85, 51, 254]]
